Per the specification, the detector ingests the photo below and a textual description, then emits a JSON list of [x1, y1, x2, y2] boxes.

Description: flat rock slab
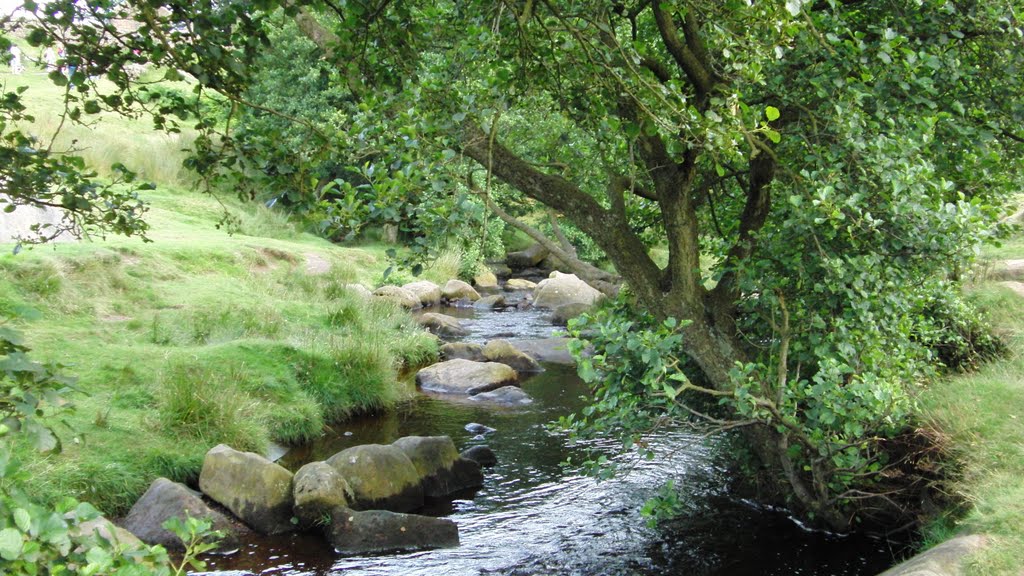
[[416, 359, 518, 395], [327, 507, 459, 555], [471, 385, 534, 406], [505, 338, 575, 365], [877, 534, 987, 576]]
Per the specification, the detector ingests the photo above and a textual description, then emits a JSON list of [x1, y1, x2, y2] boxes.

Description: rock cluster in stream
[[120, 437, 494, 556]]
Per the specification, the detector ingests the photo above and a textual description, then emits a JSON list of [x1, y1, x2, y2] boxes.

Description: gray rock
[[465, 422, 496, 435], [488, 262, 513, 277], [392, 436, 484, 498], [877, 534, 987, 576], [506, 243, 549, 269], [327, 507, 459, 555], [506, 337, 576, 365], [440, 342, 486, 361], [416, 359, 518, 395], [123, 478, 241, 551], [505, 278, 537, 291], [460, 445, 498, 468], [372, 285, 422, 310], [293, 462, 352, 529], [533, 272, 603, 310], [483, 339, 544, 373], [474, 294, 506, 309], [73, 516, 144, 550], [551, 302, 593, 326], [471, 385, 534, 406], [402, 281, 442, 307], [441, 279, 481, 302], [417, 312, 470, 338], [326, 444, 424, 512], [199, 445, 295, 535]]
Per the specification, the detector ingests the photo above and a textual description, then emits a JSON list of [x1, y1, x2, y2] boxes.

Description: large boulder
[[551, 302, 592, 326], [505, 278, 537, 291], [505, 337, 575, 365], [473, 270, 499, 290], [326, 507, 459, 555], [123, 478, 242, 551], [441, 279, 481, 302], [506, 243, 549, 270], [483, 340, 544, 373], [533, 272, 603, 310], [416, 359, 518, 395], [326, 444, 424, 512], [417, 312, 470, 338], [293, 462, 352, 529], [392, 436, 484, 498], [440, 342, 486, 362], [372, 285, 422, 310], [402, 281, 442, 307], [199, 445, 295, 535], [471, 385, 534, 407]]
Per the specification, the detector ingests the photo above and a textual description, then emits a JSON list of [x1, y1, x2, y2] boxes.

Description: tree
[[6, 0, 1022, 530]]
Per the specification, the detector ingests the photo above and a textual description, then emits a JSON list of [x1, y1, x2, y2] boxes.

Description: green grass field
[[1, 59, 438, 515]]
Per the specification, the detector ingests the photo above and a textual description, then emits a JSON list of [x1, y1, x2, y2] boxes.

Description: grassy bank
[[919, 253, 1024, 574], [1, 186, 438, 515]]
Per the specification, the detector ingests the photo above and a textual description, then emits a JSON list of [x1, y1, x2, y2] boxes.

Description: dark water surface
[[201, 304, 906, 576]]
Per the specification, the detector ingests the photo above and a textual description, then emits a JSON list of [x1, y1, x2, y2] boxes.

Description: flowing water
[[201, 299, 906, 576]]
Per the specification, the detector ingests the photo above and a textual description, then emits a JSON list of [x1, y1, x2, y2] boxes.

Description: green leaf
[[13, 509, 31, 532], [765, 106, 780, 122], [765, 128, 781, 143], [0, 527, 23, 561]]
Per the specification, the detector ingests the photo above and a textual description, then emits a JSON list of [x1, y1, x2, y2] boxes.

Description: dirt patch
[[998, 281, 1024, 298], [304, 252, 331, 275]]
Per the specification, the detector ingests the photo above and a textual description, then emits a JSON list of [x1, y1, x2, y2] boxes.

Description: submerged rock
[[471, 385, 534, 406], [416, 359, 517, 395], [464, 422, 496, 435], [483, 339, 544, 373], [199, 445, 295, 535], [440, 342, 486, 362], [293, 462, 352, 529], [123, 477, 242, 551], [474, 294, 506, 309], [392, 436, 484, 498], [326, 444, 424, 512], [417, 312, 470, 338], [327, 507, 459, 555], [460, 445, 498, 468]]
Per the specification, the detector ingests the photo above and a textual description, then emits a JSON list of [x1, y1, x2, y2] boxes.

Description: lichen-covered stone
[[441, 279, 481, 302], [372, 285, 422, 309], [326, 444, 424, 512], [483, 340, 543, 373], [416, 359, 518, 395], [392, 436, 483, 498], [471, 385, 534, 406], [532, 272, 603, 310], [199, 444, 295, 535], [417, 312, 470, 338], [402, 280, 442, 307], [440, 342, 486, 362], [293, 462, 352, 529]]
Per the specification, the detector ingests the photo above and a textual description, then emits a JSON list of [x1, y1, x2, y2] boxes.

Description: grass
[[1, 61, 439, 515], [918, 245, 1024, 574]]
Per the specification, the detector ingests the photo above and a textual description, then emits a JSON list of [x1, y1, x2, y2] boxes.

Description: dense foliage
[[2, 0, 1021, 531]]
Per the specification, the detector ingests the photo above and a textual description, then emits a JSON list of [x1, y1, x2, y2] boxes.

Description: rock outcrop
[[416, 359, 518, 395], [199, 445, 295, 535], [326, 444, 424, 512]]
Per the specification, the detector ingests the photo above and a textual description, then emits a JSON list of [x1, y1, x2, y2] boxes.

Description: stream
[[201, 297, 906, 575]]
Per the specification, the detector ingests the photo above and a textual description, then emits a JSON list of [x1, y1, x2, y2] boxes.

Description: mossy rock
[[198, 444, 295, 535], [326, 444, 424, 512]]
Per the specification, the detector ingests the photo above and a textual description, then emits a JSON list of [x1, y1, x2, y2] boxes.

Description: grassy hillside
[[918, 245, 1024, 574], [1, 61, 438, 515]]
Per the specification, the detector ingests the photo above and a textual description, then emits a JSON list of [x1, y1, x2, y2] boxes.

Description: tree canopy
[[4, 0, 1023, 530]]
